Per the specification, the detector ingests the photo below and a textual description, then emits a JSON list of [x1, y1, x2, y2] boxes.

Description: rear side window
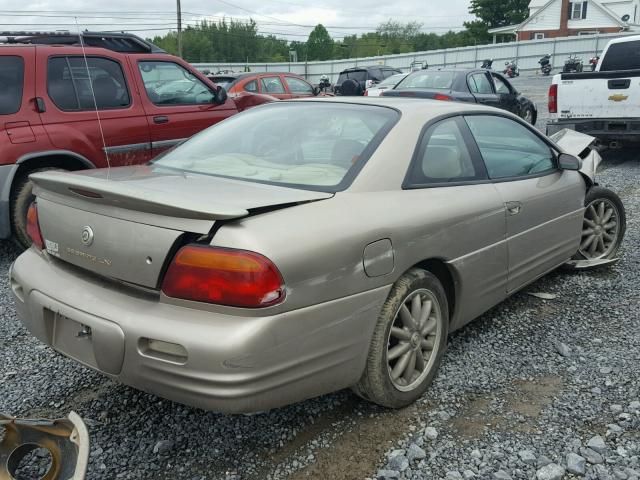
[[260, 76, 286, 94], [600, 40, 640, 71], [0, 56, 24, 115], [406, 118, 484, 186], [48, 56, 130, 111], [465, 115, 556, 179]]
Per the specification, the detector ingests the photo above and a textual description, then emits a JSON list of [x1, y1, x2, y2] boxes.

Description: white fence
[[193, 31, 637, 84]]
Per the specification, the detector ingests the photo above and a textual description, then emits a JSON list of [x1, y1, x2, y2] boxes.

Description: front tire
[[354, 268, 449, 408], [573, 186, 626, 260]]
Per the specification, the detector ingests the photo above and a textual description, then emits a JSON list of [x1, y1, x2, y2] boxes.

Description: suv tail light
[[548, 83, 558, 113], [26, 202, 44, 250], [162, 245, 285, 308]]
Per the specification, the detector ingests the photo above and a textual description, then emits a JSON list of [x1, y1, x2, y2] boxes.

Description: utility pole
[[177, 0, 183, 57]]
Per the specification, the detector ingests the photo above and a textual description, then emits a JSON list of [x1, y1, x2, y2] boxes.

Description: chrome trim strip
[[103, 142, 151, 154], [151, 138, 188, 150]]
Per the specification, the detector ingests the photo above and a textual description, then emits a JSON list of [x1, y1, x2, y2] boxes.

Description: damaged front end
[[0, 411, 88, 480], [550, 128, 602, 184]]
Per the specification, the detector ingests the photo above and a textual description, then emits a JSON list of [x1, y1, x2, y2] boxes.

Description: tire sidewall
[[358, 269, 449, 408]]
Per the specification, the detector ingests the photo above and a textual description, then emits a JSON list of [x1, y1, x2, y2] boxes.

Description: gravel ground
[[0, 74, 638, 480]]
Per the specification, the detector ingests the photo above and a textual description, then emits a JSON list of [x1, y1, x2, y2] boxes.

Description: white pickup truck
[[546, 35, 640, 146]]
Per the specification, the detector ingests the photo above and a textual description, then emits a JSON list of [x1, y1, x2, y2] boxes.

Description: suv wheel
[[11, 168, 61, 249]]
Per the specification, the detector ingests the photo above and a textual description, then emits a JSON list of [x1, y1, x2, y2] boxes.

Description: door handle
[[153, 116, 169, 124], [506, 201, 522, 215]]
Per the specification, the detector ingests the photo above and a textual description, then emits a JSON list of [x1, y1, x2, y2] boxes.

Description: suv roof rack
[[0, 31, 166, 54]]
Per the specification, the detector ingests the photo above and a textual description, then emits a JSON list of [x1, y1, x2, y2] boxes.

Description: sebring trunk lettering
[[66, 247, 113, 267]]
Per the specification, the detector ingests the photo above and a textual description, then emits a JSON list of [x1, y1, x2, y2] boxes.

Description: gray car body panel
[[11, 98, 591, 412]]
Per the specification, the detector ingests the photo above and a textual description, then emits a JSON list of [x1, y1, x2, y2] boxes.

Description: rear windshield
[[600, 40, 640, 71], [376, 74, 406, 88], [154, 103, 399, 191], [338, 70, 367, 83], [0, 56, 24, 115], [396, 71, 455, 90]]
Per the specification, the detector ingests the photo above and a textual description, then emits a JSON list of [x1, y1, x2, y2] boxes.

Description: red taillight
[[548, 83, 558, 113], [161, 245, 285, 308], [26, 202, 44, 250], [364, 89, 369, 96], [434, 93, 453, 101]]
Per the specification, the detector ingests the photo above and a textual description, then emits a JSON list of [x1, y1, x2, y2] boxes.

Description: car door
[[258, 75, 290, 99], [467, 72, 500, 109], [464, 114, 585, 293], [132, 58, 236, 157], [283, 75, 315, 98], [402, 116, 508, 325], [37, 52, 152, 167], [490, 73, 519, 115]]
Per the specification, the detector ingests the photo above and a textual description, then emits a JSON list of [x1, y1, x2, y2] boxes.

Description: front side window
[[260, 76, 286, 94], [0, 56, 24, 115], [407, 118, 483, 186], [468, 73, 493, 94], [491, 74, 511, 94], [48, 56, 130, 111], [284, 76, 313, 94], [138, 61, 214, 106], [465, 115, 556, 179], [154, 103, 398, 190]]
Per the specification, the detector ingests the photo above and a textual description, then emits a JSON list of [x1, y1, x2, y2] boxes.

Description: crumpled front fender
[[550, 128, 602, 184], [0, 411, 89, 480]]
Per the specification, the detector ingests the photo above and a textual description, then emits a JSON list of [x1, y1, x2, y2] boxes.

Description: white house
[[489, 0, 640, 42]]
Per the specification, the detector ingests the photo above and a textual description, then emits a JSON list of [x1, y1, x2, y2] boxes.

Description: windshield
[[376, 74, 407, 88], [396, 71, 455, 90], [338, 70, 367, 83], [154, 103, 398, 191]]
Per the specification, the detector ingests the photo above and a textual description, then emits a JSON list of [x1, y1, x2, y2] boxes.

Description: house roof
[[497, 0, 628, 34]]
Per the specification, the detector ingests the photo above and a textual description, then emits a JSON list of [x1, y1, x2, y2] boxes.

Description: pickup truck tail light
[[26, 202, 45, 250], [162, 245, 285, 308], [548, 83, 558, 113]]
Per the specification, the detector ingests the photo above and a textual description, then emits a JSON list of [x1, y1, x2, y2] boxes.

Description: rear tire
[[573, 186, 626, 260], [353, 268, 449, 408], [11, 168, 61, 249]]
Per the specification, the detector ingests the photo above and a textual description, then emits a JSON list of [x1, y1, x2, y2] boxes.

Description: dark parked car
[[334, 66, 403, 96], [383, 69, 537, 125]]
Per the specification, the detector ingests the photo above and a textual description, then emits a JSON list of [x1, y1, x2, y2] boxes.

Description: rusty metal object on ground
[[0, 411, 88, 480]]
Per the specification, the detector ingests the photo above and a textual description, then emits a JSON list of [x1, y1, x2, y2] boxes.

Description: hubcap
[[386, 289, 442, 392], [579, 198, 620, 259]]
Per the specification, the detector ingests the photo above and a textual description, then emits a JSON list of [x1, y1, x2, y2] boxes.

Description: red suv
[[0, 31, 274, 247]]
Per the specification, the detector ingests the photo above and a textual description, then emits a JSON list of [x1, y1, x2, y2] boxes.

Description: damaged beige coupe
[[10, 98, 625, 413]]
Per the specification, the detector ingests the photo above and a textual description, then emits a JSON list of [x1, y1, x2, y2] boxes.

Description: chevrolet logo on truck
[[608, 94, 629, 102]]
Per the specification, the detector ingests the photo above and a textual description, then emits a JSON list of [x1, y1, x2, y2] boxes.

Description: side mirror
[[558, 153, 581, 170], [313, 86, 320, 96], [213, 86, 228, 105]]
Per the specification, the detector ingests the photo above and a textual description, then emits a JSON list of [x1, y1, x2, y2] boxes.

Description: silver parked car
[[11, 98, 625, 413]]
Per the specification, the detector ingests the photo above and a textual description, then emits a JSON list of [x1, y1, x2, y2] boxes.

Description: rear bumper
[[10, 248, 390, 413], [547, 118, 640, 142]]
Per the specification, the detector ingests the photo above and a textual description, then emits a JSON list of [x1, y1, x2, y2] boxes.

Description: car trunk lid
[[31, 166, 333, 288]]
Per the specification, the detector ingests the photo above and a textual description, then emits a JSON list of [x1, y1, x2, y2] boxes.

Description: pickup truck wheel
[[11, 168, 61, 249], [353, 268, 449, 408], [574, 186, 626, 261]]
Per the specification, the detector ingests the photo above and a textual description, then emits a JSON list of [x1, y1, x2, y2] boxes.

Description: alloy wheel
[[386, 289, 442, 392], [579, 198, 620, 259]]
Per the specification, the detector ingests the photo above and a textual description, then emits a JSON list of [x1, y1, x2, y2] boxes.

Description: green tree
[[464, 0, 530, 41], [306, 24, 333, 61]]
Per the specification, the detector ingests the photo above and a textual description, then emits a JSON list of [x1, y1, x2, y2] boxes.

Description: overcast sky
[[0, 0, 475, 40]]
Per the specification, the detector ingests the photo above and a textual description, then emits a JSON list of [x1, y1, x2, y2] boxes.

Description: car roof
[[340, 66, 401, 72], [290, 96, 505, 118]]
